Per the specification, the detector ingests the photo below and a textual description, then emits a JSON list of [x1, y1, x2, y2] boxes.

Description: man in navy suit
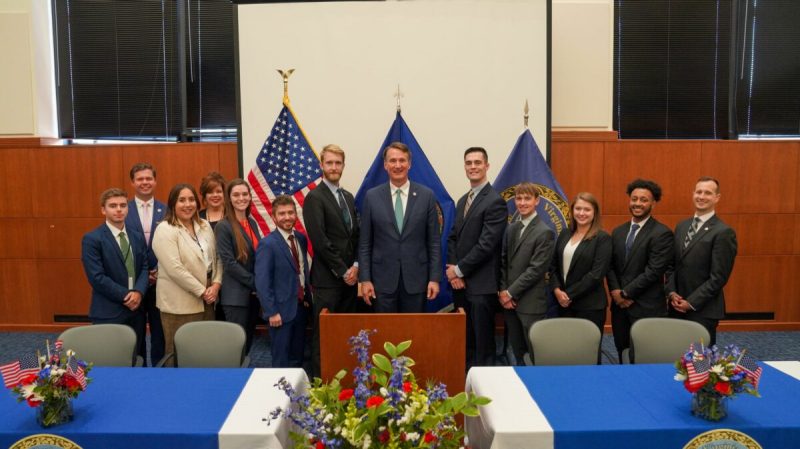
[[81, 188, 149, 347], [667, 177, 737, 346], [124, 162, 166, 366], [255, 195, 312, 368], [359, 142, 442, 313], [446, 147, 507, 367]]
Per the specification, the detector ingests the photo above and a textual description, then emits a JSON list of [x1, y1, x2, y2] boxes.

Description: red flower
[[684, 380, 705, 393], [424, 431, 437, 443], [26, 396, 42, 408], [714, 381, 732, 395], [366, 395, 384, 408], [403, 381, 413, 393], [19, 373, 38, 386], [308, 438, 324, 449], [378, 430, 390, 443], [338, 388, 354, 401], [400, 432, 407, 442]]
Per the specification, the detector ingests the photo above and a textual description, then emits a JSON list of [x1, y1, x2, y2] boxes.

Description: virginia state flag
[[494, 129, 569, 234], [355, 112, 456, 312]]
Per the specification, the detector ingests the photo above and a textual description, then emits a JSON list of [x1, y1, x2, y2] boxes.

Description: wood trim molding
[[551, 130, 618, 141]]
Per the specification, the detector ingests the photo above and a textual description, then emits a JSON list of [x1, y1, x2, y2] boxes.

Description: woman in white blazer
[[152, 183, 223, 363]]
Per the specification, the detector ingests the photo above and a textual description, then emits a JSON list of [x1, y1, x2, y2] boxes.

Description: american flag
[[67, 357, 87, 389], [686, 356, 711, 389], [54, 340, 63, 351], [247, 102, 322, 238], [736, 352, 763, 389], [1, 353, 40, 388]]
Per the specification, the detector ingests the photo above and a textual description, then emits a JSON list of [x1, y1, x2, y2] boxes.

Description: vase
[[691, 389, 728, 421], [36, 398, 74, 428]]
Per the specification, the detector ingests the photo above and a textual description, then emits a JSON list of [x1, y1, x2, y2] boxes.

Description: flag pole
[[524, 99, 529, 129], [394, 84, 404, 113], [277, 69, 294, 105]]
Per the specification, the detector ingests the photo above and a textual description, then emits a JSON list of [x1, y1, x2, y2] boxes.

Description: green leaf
[[396, 340, 412, 355], [373, 353, 392, 373], [472, 396, 492, 406], [450, 392, 468, 410], [334, 369, 347, 381], [461, 405, 480, 416], [374, 371, 388, 387]]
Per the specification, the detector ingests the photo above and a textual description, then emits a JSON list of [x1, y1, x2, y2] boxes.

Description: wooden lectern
[[319, 309, 466, 395]]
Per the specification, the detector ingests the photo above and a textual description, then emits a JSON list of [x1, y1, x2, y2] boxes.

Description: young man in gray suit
[[499, 183, 555, 365], [607, 179, 674, 363], [667, 177, 737, 346], [359, 142, 441, 313], [447, 147, 507, 367]]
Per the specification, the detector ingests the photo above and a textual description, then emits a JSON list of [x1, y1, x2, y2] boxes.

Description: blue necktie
[[625, 223, 640, 260], [394, 189, 404, 232]]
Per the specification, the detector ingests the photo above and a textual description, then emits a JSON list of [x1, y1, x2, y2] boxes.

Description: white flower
[[361, 435, 371, 449], [67, 350, 75, 357], [380, 387, 388, 396], [323, 413, 333, 423], [711, 364, 724, 375], [719, 375, 730, 381], [20, 385, 43, 402], [405, 432, 420, 442], [674, 373, 687, 381]]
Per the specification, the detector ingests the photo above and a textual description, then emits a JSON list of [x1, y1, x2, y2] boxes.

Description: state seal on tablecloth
[[683, 429, 762, 449], [8, 434, 81, 449]]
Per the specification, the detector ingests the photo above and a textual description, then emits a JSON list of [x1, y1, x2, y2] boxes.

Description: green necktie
[[119, 232, 135, 279], [394, 189, 404, 233]]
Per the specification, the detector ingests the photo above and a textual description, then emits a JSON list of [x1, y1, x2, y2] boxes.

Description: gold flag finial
[[277, 69, 295, 104], [524, 99, 530, 128], [394, 84, 404, 113]]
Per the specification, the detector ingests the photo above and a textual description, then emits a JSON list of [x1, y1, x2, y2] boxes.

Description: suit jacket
[[358, 182, 442, 295], [666, 215, 737, 320], [550, 229, 612, 311], [446, 183, 507, 296], [500, 216, 555, 314], [151, 220, 223, 314], [81, 224, 150, 321], [302, 183, 359, 288], [215, 217, 262, 307], [607, 217, 674, 318], [255, 230, 312, 323], [125, 198, 166, 269]]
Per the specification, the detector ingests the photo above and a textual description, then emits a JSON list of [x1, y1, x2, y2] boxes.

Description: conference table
[[465, 361, 800, 449], [0, 367, 307, 449]]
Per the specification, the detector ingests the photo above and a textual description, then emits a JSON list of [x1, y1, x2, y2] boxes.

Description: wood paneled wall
[[551, 132, 800, 330], [2, 136, 799, 330]]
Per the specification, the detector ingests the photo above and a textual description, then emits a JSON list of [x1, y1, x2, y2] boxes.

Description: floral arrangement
[[674, 343, 761, 421], [269, 330, 489, 449], [1, 340, 92, 427]]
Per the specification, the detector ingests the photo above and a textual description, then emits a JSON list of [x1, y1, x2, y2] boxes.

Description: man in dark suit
[[446, 147, 507, 367], [607, 179, 674, 363], [255, 195, 312, 368], [125, 162, 166, 366], [667, 177, 737, 346], [499, 182, 555, 365], [303, 144, 360, 377], [81, 188, 149, 347], [359, 141, 442, 313]]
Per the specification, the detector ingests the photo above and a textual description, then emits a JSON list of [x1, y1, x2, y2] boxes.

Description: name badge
[[128, 277, 134, 290]]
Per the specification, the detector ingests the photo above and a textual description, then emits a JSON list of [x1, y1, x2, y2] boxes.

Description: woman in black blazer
[[214, 178, 262, 353], [551, 192, 612, 333]]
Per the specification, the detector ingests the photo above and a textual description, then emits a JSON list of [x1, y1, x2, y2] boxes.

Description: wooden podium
[[319, 309, 466, 395]]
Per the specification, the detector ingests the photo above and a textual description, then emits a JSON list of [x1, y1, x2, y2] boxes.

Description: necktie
[[684, 217, 702, 249], [119, 232, 135, 279], [394, 189, 404, 232], [337, 189, 352, 230], [464, 190, 475, 217], [625, 223, 640, 260], [142, 202, 152, 244], [288, 235, 303, 301]]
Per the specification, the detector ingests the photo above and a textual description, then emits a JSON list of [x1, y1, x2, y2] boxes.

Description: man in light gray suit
[[359, 142, 441, 313], [499, 182, 555, 365]]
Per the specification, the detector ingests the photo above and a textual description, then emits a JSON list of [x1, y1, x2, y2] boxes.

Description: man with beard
[[607, 179, 673, 363]]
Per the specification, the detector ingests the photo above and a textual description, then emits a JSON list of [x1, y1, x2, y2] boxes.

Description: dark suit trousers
[[375, 273, 426, 313], [558, 306, 606, 334], [459, 291, 498, 367], [311, 285, 358, 377], [269, 302, 308, 368], [137, 286, 165, 366], [223, 294, 260, 355], [504, 309, 545, 365], [611, 304, 642, 363]]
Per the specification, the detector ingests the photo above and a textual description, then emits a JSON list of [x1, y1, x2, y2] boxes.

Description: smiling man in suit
[[81, 188, 149, 348], [255, 195, 312, 368], [499, 183, 555, 365], [303, 144, 360, 376], [667, 177, 737, 346], [607, 179, 674, 363], [359, 141, 442, 313], [125, 162, 166, 366], [446, 147, 507, 367]]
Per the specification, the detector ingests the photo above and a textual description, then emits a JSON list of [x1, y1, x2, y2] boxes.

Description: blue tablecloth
[[514, 363, 800, 449], [0, 367, 253, 449]]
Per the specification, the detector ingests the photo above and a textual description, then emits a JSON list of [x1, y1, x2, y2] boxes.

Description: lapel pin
[[412, 192, 417, 197], [704, 227, 709, 231]]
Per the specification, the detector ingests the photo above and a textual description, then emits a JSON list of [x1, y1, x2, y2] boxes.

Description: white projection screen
[[236, 0, 550, 195]]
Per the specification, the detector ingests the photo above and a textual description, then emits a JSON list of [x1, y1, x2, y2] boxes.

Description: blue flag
[[494, 129, 569, 234], [355, 112, 456, 311]]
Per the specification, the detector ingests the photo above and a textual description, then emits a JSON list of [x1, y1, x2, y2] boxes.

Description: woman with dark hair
[[152, 183, 223, 364], [214, 178, 262, 353], [550, 192, 612, 333], [199, 172, 226, 230]]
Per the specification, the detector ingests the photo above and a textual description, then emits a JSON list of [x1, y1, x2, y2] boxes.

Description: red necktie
[[288, 235, 304, 301]]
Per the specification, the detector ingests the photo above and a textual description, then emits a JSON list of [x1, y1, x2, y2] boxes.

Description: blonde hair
[[320, 144, 345, 163]]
